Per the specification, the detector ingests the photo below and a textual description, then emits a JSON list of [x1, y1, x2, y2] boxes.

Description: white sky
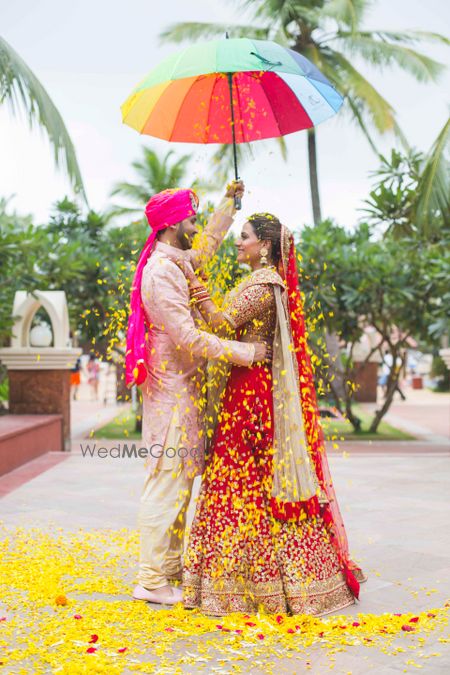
[[0, 0, 449, 234]]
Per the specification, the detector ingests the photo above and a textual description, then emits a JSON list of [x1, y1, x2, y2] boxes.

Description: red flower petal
[[164, 627, 174, 632], [401, 624, 414, 632], [287, 628, 295, 634], [88, 634, 99, 643], [73, 615, 82, 620], [276, 615, 284, 624], [245, 622, 257, 627], [0, 617, 6, 622], [409, 617, 419, 623], [235, 629, 243, 635], [118, 648, 127, 653], [427, 613, 436, 618], [216, 625, 223, 630], [257, 633, 265, 640], [352, 622, 360, 627], [86, 647, 97, 653]]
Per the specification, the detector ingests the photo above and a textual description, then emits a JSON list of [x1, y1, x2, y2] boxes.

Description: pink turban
[[125, 188, 199, 387]]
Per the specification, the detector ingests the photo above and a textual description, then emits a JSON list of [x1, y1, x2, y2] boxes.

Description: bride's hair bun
[[248, 213, 282, 266]]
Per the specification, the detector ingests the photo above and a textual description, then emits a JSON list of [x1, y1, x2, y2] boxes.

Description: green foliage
[[0, 197, 146, 360], [299, 217, 449, 431], [430, 355, 450, 392], [363, 139, 450, 240]]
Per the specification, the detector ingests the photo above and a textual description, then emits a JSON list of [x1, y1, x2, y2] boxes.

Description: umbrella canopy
[[121, 37, 343, 145]]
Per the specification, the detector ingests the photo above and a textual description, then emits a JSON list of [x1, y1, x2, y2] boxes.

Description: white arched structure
[[0, 290, 81, 369]]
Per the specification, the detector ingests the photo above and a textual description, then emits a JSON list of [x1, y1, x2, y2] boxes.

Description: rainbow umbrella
[[122, 37, 343, 208]]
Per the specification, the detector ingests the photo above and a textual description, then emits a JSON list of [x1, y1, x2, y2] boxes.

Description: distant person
[[86, 354, 100, 401], [70, 357, 82, 401], [379, 349, 406, 401]]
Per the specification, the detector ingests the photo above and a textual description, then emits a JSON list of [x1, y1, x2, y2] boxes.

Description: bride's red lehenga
[[183, 231, 365, 616]]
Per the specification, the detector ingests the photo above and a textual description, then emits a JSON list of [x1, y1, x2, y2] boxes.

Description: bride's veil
[[274, 224, 362, 597]]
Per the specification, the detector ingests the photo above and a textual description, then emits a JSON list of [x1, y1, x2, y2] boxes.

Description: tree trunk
[[369, 351, 405, 433], [369, 377, 398, 433], [307, 128, 322, 225], [344, 394, 362, 432]]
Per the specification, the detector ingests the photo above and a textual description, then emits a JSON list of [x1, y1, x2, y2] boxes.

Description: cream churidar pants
[[137, 409, 193, 590]]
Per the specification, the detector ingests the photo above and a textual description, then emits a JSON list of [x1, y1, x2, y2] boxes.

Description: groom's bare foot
[[132, 584, 182, 605]]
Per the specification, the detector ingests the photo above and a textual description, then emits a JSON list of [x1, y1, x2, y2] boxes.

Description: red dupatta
[[278, 229, 362, 599]]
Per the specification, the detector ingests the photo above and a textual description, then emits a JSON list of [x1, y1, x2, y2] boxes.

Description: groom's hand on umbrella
[[225, 180, 245, 200]]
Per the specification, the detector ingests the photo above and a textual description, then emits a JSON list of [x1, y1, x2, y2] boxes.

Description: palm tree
[[160, 0, 448, 224], [109, 146, 213, 219], [363, 120, 450, 239], [415, 118, 450, 231], [0, 35, 86, 200]]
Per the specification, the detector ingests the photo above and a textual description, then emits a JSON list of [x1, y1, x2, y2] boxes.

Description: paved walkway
[[362, 388, 450, 444], [1, 385, 449, 672], [1, 446, 449, 673]]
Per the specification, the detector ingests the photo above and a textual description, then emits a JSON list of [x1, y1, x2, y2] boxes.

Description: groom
[[128, 181, 267, 604]]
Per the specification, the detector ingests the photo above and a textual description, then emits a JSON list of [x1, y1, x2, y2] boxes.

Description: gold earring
[[260, 246, 269, 266]]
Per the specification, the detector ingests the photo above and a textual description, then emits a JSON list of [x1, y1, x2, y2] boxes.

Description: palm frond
[[104, 204, 144, 221], [415, 118, 450, 230], [344, 29, 450, 46], [344, 95, 379, 154], [276, 136, 288, 161], [0, 35, 86, 201], [110, 181, 149, 202], [334, 32, 446, 82], [320, 0, 369, 30], [406, 31, 450, 46], [322, 49, 396, 133], [245, 0, 320, 28], [159, 21, 269, 45]]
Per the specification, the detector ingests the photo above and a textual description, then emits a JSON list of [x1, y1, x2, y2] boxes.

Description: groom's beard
[[176, 224, 194, 250]]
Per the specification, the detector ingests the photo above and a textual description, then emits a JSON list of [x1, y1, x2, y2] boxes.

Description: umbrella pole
[[226, 71, 241, 210]]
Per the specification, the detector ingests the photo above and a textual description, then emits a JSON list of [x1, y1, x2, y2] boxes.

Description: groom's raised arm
[[188, 181, 244, 271]]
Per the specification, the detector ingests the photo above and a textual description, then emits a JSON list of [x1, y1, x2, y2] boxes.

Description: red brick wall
[[8, 370, 71, 448]]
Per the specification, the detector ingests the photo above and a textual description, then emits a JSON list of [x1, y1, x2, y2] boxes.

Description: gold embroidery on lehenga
[[183, 264, 364, 616]]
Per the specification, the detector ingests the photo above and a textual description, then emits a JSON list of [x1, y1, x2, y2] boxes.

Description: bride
[[179, 213, 365, 616]]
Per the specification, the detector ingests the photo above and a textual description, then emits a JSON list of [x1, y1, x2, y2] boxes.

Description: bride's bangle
[[190, 289, 211, 306], [190, 285, 207, 297]]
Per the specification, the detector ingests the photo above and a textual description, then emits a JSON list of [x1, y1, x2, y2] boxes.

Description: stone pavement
[[1, 386, 449, 672], [1, 443, 449, 673]]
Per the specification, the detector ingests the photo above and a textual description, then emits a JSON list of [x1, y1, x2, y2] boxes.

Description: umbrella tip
[[225, 31, 229, 39]]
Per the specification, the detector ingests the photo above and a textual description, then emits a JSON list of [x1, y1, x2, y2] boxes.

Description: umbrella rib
[[169, 44, 190, 82]]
